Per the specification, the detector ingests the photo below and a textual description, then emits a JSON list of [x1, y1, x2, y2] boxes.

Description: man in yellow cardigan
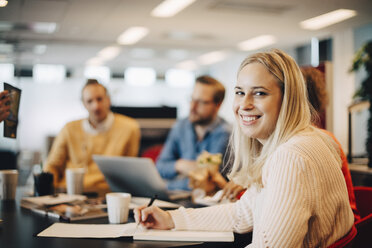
[[44, 79, 140, 194]]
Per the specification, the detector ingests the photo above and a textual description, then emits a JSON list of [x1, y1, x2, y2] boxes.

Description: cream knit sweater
[[169, 130, 354, 247]]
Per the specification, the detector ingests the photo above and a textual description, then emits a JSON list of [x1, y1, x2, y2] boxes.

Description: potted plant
[[350, 41, 372, 167]]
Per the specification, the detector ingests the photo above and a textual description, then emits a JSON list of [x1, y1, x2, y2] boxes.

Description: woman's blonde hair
[[228, 49, 313, 187]]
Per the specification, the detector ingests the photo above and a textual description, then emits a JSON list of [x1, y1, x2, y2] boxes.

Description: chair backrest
[[354, 186, 372, 218], [140, 144, 164, 163], [353, 186, 372, 248], [328, 225, 357, 248]]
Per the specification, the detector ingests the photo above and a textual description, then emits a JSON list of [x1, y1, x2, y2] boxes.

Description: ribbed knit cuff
[[168, 207, 188, 230]]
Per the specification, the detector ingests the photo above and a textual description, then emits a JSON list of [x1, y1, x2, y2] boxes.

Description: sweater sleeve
[[248, 150, 313, 248], [44, 125, 69, 186], [124, 121, 141, 157], [168, 186, 258, 233]]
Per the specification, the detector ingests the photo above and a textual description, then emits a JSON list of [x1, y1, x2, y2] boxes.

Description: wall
[[332, 28, 356, 152], [351, 22, 372, 156], [0, 78, 195, 156]]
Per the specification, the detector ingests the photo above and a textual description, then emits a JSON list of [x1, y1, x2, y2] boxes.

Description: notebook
[[93, 155, 191, 201], [37, 222, 234, 242]]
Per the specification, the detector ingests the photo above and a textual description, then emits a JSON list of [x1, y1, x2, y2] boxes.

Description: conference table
[[0, 188, 252, 248]]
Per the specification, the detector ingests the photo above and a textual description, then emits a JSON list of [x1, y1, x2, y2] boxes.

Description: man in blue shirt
[[156, 75, 231, 190]]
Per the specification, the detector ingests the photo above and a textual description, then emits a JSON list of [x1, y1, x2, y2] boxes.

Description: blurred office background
[[0, 0, 371, 180]]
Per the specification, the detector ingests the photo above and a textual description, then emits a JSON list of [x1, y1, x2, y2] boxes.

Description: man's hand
[[0, 90, 10, 123], [175, 159, 198, 176]]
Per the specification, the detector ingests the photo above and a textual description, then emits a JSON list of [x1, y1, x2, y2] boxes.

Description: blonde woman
[[135, 50, 354, 247]]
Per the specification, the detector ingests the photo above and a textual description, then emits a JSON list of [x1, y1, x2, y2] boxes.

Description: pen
[[136, 194, 158, 228]]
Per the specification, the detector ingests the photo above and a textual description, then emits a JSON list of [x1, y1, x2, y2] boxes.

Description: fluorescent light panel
[[33, 64, 66, 84], [0, 63, 14, 82], [86, 57, 104, 66], [198, 51, 229, 65], [84, 66, 110, 85], [32, 22, 57, 34], [166, 69, 195, 88], [0, 0, 8, 7], [300, 9, 357, 30], [175, 60, 198, 71], [117, 27, 149, 45], [238, 35, 277, 51], [125, 67, 156, 86], [151, 0, 196, 18], [97, 46, 121, 61]]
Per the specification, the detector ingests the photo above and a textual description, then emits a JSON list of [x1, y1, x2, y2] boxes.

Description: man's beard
[[189, 112, 214, 126]]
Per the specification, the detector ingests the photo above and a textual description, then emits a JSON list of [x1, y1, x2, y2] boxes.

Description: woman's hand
[[221, 181, 245, 202], [134, 205, 175, 230]]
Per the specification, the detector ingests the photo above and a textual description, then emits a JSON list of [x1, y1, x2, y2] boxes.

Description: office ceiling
[[0, 0, 372, 74]]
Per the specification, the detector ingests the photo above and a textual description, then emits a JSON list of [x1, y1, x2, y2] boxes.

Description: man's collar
[[201, 116, 222, 133], [82, 112, 114, 134]]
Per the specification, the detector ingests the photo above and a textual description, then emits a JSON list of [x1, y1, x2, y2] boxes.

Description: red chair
[[140, 144, 164, 163], [353, 186, 372, 248], [328, 225, 357, 248]]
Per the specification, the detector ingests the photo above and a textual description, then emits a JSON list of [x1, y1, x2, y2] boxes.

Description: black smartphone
[[3, 82, 21, 138]]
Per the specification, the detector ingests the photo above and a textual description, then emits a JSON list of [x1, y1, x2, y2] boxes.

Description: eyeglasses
[[190, 98, 215, 106]]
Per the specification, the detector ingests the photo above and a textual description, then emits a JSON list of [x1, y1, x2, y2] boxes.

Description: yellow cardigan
[[44, 113, 140, 193]]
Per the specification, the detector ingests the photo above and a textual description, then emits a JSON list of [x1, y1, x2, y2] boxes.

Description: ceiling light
[[117, 27, 149, 45], [33, 64, 66, 84], [0, 0, 8, 7], [197, 51, 229, 65], [238, 35, 277, 51], [86, 57, 104, 66], [165, 69, 195, 87], [84, 66, 110, 85], [97, 46, 121, 61], [0, 64, 14, 82], [32, 22, 57, 34], [151, 0, 196, 18], [125, 67, 156, 86], [300, 9, 357, 30], [175, 60, 198, 71]]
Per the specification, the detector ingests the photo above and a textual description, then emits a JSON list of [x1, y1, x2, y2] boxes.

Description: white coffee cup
[[65, 168, 85, 195], [106, 192, 131, 224], [0, 170, 18, 200]]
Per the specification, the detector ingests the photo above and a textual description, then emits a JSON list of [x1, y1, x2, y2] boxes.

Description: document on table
[[38, 223, 137, 238], [37, 222, 234, 242]]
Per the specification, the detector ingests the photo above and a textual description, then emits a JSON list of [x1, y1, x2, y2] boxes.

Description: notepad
[[37, 223, 234, 242]]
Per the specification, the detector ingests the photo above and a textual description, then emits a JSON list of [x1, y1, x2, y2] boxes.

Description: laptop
[[93, 155, 190, 201]]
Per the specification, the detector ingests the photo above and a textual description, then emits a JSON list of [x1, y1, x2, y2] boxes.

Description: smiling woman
[[233, 62, 283, 143], [134, 49, 355, 247]]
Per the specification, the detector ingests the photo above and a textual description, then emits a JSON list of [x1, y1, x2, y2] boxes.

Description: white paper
[[37, 222, 234, 242], [37, 223, 137, 238], [134, 229, 234, 242]]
